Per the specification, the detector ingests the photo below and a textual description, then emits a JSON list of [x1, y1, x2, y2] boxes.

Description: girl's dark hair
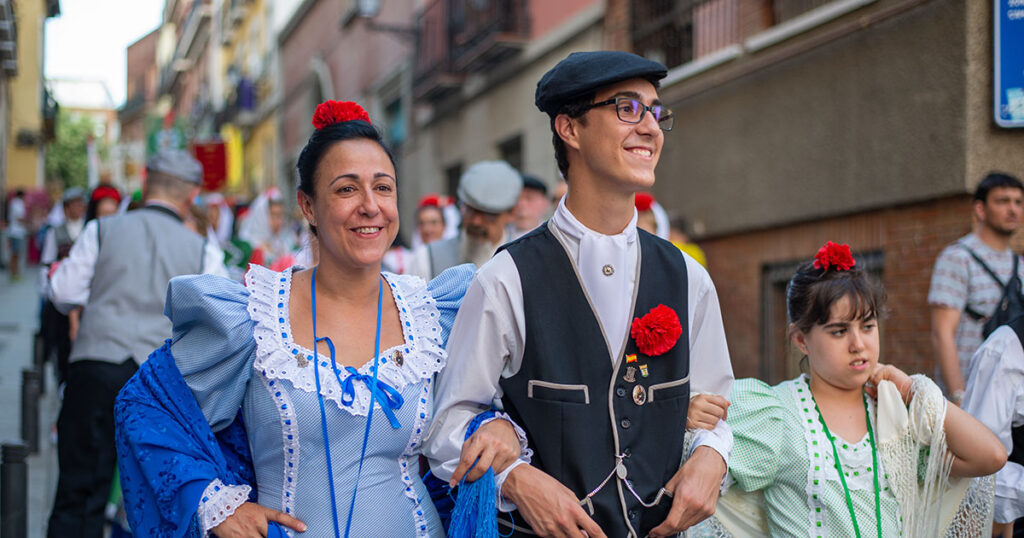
[[295, 119, 396, 236], [786, 260, 887, 335]]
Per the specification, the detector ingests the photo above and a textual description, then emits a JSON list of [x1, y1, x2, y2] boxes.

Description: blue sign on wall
[[996, 0, 1024, 127]]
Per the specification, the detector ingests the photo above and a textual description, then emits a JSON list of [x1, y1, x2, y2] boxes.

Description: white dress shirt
[[50, 206, 229, 314], [962, 324, 1024, 523], [424, 198, 735, 490]]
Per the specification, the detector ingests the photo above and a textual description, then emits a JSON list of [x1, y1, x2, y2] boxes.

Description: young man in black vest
[[425, 51, 734, 537]]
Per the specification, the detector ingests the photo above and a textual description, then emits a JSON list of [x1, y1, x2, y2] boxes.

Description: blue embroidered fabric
[[114, 341, 287, 537]]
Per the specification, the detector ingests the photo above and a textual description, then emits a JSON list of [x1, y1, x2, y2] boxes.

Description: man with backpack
[[929, 172, 1024, 406]]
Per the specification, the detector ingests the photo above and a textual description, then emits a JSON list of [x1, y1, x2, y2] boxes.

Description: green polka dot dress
[[725, 375, 901, 537]]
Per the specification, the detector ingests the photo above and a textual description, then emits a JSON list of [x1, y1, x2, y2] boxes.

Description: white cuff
[[689, 421, 733, 494], [495, 459, 529, 512], [197, 478, 252, 534]]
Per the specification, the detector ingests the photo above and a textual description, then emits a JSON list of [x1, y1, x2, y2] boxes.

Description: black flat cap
[[535, 51, 668, 116]]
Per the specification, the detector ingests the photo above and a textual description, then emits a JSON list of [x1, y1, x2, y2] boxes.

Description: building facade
[[624, 0, 1024, 379], [5, 0, 60, 191]]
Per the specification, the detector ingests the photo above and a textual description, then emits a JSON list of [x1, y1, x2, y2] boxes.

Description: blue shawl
[[114, 341, 288, 537]]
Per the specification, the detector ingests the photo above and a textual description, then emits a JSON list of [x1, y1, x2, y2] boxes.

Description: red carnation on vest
[[311, 100, 370, 130], [630, 304, 683, 356]]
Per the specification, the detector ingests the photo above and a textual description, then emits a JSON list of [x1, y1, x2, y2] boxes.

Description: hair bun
[[312, 100, 371, 130]]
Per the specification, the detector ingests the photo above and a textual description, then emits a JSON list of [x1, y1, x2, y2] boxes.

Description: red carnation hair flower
[[630, 304, 683, 357], [635, 192, 655, 212], [418, 193, 442, 208], [311, 100, 370, 130], [813, 241, 856, 271], [90, 185, 121, 203]]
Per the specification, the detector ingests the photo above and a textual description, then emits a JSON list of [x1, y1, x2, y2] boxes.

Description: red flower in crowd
[[813, 241, 856, 271], [630, 304, 683, 357], [312, 100, 370, 130]]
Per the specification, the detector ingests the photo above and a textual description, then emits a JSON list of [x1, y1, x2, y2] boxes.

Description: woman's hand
[[865, 363, 913, 403], [686, 394, 730, 431], [449, 418, 522, 486], [211, 502, 306, 537]]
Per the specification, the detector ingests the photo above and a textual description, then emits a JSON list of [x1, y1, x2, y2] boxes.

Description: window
[[445, 162, 463, 198], [759, 250, 883, 384], [497, 134, 523, 172], [385, 98, 406, 149]]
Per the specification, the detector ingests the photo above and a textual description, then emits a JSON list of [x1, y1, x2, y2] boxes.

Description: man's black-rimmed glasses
[[580, 97, 674, 131]]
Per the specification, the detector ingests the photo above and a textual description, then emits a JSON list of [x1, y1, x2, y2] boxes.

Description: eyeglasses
[[580, 97, 674, 131]]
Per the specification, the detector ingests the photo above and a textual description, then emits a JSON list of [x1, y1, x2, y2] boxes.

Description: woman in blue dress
[[114, 101, 521, 537]]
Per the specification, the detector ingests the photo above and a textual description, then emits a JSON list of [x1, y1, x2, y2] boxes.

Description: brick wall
[[699, 194, 1008, 381]]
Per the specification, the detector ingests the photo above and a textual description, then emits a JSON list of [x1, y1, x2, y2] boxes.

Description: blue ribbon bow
[[341, 365, 404, 429]]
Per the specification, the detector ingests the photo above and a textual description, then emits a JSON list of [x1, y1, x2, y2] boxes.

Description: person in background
[[929, 172, 1024, 404], [7, 188, 26, 280], [508, 175, 551, 240], [670, 214, 707, 268], [961, 316, 1024, 538], [407, 161, 522, 279], [39, 188, 87, 385], [85, 184, 122, 222], [416, 194, 448, 246], [47, 149, 228, 537]]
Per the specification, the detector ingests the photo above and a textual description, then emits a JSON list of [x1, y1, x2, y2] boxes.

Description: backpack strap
[[959, 243, 1009, 288]]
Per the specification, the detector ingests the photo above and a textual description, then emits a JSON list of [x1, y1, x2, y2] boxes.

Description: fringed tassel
[[449, 467, 498, 538], [448, 410, 501, 538]]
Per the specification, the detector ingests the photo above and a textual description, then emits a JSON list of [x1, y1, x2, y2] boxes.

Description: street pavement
[[0, 267, 61, 537]]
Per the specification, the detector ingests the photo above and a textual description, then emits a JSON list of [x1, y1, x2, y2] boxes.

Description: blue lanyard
[[311, 266, 388, 538]]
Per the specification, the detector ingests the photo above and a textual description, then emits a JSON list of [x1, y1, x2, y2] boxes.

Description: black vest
[[1006, 315, 1024, 466], [498, 223, 690, 537]]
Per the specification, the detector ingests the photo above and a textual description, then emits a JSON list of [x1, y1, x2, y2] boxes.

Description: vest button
[[623, 447, 631, 457], [620, 418, 631, 429], [628, 509, 638, 520], [616, 387, 626, 397]]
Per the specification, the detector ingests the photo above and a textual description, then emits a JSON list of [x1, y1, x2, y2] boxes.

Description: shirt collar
[[550, 195, 638, 245]]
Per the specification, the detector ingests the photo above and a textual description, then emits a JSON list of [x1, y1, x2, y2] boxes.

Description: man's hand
[[211, 502, 306, 537], [450, 418, 522, 485], [648, 446, 726, 537], [687, 394, 730, 431], [503, 464, 606, 538]]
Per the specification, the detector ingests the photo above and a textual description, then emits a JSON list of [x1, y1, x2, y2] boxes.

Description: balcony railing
[[449, 0, 529, 73], [413, 0, 463, 102]]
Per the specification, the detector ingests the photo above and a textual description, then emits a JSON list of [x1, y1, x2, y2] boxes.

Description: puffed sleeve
[[726, 378, 791, 492], [427, 263, 475, 345], [165, 274, 257, 432]]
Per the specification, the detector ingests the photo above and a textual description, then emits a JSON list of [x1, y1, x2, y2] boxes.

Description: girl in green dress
[[698, 241, 1006, 538]]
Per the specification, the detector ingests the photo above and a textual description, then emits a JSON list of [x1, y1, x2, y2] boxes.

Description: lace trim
[[246, 264, 447, 415], [788, 375, 894, 537], [197, 478, 252, 534], [260, 373, 298, 520], [396, 379, 434, 536]]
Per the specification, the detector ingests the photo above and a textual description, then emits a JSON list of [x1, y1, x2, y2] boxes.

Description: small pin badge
[[394, 350, 404, 367], [639, 364, 649, 378], [625, 353, 637, 364], [632, 385, 647, 406], [296, 353, 309, 368], [623, 366, 637, 383]]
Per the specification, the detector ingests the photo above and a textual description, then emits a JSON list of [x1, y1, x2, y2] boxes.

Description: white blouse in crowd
[[962, 324, 1024, 523]]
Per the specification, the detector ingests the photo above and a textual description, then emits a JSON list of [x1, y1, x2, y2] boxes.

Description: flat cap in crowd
[[535, 50, 668, 116]]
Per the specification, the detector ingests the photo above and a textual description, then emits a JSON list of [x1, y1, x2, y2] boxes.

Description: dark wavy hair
[[295, 119, 396, 236], [786, 260, 887, 336]]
